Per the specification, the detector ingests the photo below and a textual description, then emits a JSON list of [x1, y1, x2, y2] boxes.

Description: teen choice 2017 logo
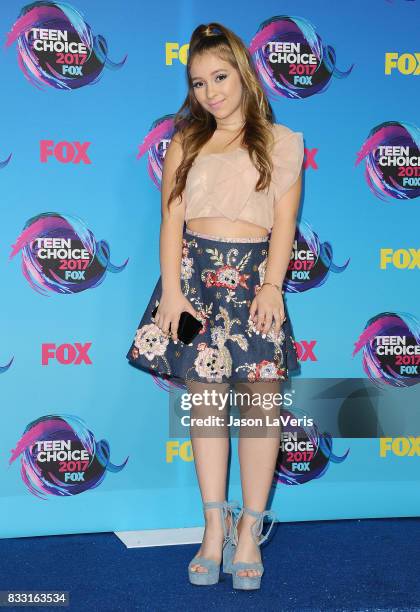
[[249, 15, 353, 99], [9, 414, 129, 499], [355, 121, 420, 202], [10, 212, 128, 295], [5, 1, 127, 90], [353, 312, 420, 388], [283, 219, 350, 293], [275, 408, 349, 485], [137, 115, 175, 189]]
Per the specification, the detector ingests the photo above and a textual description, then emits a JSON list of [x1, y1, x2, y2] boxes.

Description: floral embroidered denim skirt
[[126, 227, 299, 385]]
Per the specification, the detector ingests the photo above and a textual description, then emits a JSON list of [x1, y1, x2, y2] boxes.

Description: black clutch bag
[[151, 304, 203, 344]]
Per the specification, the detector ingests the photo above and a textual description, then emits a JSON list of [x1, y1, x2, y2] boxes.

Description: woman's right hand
[[152, 290, 200, 343]]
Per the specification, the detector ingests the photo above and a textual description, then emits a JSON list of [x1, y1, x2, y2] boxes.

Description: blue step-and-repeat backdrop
[[1, 0, 419, 539]]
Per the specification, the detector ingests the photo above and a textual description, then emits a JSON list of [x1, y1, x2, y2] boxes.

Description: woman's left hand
[[249, 285, 286, 336]]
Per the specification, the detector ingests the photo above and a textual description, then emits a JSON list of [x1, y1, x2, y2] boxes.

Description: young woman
[[126, 22, 304, 590]]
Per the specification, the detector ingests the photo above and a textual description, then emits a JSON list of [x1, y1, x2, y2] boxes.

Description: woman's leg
[[232, 380, 282, 578], [187, 380, 231, 574]]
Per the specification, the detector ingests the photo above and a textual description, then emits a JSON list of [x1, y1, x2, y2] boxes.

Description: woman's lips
[[208, 99, 224, 109]]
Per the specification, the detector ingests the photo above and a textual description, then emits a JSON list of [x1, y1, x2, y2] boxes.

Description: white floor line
[[114, 527, 204, 548]]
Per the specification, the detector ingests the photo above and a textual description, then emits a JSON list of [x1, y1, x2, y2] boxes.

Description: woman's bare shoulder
[[171, 123, 194, 147], [163, 128, 184, 173]]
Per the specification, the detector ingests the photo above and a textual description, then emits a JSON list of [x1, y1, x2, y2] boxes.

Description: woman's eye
[[192, 74, 227, 88]]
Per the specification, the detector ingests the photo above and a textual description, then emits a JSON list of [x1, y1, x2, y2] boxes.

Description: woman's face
[[190, 51, 243, 122]]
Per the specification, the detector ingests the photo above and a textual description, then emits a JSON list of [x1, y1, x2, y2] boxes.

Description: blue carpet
[[1, 518, 420, 611]]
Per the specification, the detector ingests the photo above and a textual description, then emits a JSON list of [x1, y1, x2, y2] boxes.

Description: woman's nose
[[206, 82, 216, 98]]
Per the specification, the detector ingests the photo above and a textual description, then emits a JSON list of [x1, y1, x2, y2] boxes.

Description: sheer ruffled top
[[184, 123, 304, 232]]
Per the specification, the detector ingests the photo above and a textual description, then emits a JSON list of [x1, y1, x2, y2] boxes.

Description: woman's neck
[[215, 115, 245, 132]]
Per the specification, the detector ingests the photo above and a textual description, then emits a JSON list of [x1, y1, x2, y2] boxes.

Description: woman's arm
[[249, 170, 303, 335], [264, 169, 302, 290], [159, 134, 186, 295], [153, 133, 200, 341]]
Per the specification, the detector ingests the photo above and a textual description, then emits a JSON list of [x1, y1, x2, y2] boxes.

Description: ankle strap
[[232, 506, 277, 546], [243, 507, 265, 519], [202, 500, 241, 541]]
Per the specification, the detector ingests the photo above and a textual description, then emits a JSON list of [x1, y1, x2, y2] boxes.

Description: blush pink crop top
[[184, 123, 304, 232]]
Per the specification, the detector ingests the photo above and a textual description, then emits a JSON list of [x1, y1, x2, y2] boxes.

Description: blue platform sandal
[[188, 500, 241, 586], [230, 506, 277, 590]]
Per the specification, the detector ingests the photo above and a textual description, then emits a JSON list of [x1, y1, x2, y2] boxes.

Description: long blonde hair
[[167, 22, 276, 210]]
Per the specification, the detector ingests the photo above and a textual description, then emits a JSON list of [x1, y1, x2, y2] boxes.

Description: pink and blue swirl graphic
[[275, 408, 349, 485], [0, 152, 12, 169], [0, 356, 14, 374], [150, 371, 187, 393], [353, 311, 420, 388], [137, 115, 175, 189], [10, 212, 128, 296], [355, 121, 420, 202], [5, 1, 127, 90], [9, 414, 129, 499], [249, 15, 353, 99], [285, 219, 350, 293]]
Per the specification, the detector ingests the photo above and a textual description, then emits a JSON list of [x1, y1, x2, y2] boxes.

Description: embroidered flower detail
[[255, 256, 268, 294], [191, 305, 248, 382], [203, 264, 250, 290], [180, 237, 198, 283], [181, 255, 194, 280], [266, 326, 286, 346], [196, 316, 209, 335], [245, 317, 283, 342], [210, 325, 227, 346], [189, 299, 213, 335], [181, 239, 189, 257], [236, 359, 286, 382], [194, 344, 232, 382], [200, 248, 253, 307], [134, 323, 170, 361], [256, 359, 286, 380]]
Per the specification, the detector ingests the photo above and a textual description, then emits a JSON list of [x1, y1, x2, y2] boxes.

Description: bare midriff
[[186, 217, 269, 239]]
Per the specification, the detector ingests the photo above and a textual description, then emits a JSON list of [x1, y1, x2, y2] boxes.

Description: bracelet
[[261, 282, 285, 294]]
